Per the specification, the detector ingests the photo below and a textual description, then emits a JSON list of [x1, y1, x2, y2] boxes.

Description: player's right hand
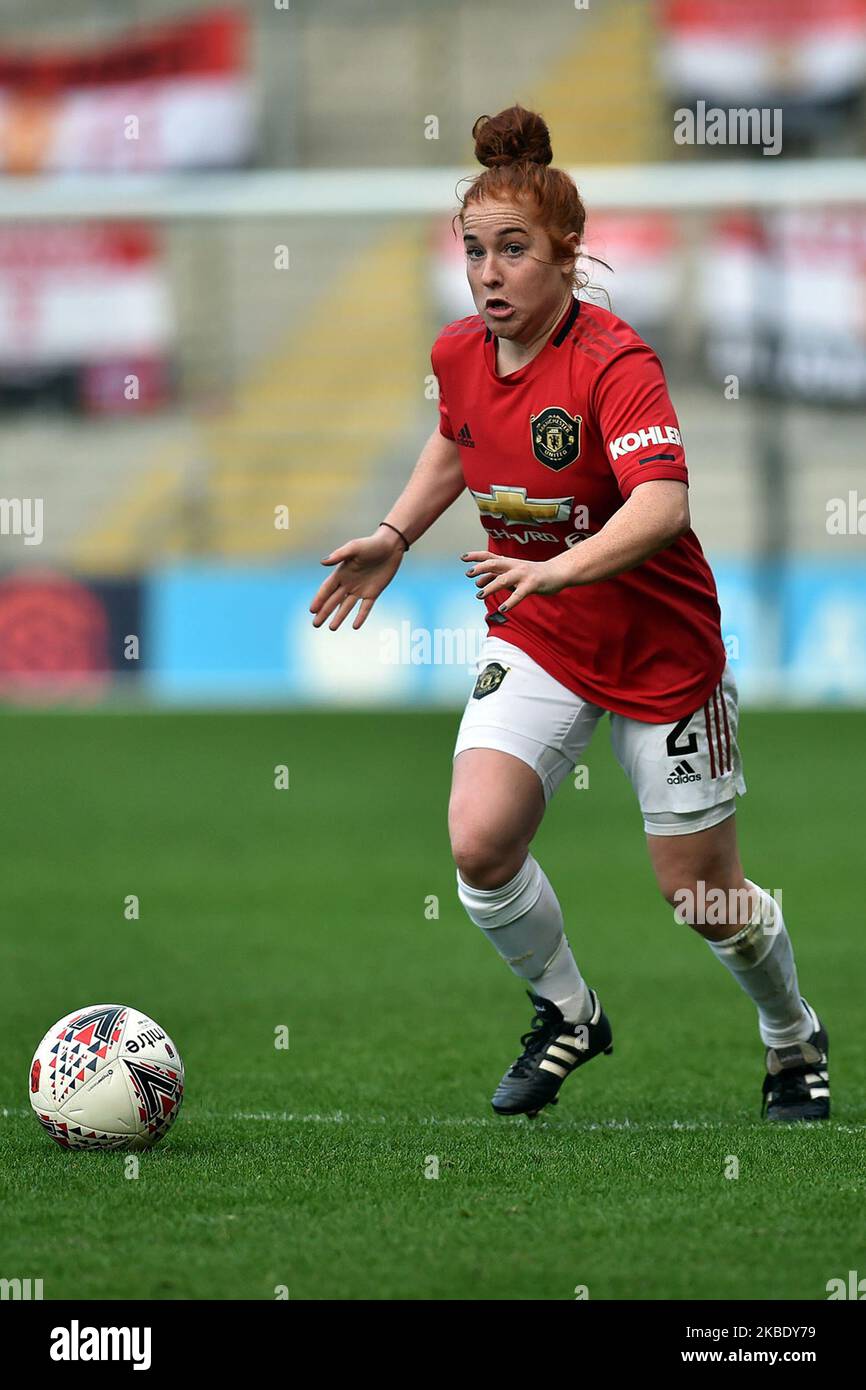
[[309, 528, 406, 631]]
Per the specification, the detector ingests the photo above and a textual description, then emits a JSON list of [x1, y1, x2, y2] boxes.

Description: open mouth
[[485, 298, 514, 317]]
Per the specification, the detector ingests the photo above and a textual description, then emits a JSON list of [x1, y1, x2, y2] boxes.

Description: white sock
[[705, 880, 813, 1047], [456, 853, 592, 1023]]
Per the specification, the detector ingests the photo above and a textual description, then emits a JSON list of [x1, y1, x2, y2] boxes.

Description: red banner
[[0, 9, 253, 172]]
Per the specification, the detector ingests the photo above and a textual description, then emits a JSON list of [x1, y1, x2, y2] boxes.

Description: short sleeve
[[431, 353, 455, 440], [591, 345, 689, 500]]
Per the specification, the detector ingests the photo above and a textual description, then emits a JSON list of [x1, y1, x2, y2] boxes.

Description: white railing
[[0, 161, 865, 221]]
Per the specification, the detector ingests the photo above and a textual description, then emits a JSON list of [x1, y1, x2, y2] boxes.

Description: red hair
[[454, 103, 610, 293]]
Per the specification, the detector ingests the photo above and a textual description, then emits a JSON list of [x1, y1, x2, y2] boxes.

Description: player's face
[[462, 198, 574, 341]]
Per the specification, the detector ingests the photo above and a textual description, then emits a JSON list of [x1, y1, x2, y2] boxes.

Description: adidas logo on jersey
[[667, 759, 701, 784], [608, 425, 682, 460], [456, 422, 475, 448]]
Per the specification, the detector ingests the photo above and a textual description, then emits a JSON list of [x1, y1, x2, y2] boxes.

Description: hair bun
[[472, 103, 553, 169]]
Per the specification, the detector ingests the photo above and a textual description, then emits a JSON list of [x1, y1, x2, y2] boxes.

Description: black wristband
[[379, 521, 410, 552]]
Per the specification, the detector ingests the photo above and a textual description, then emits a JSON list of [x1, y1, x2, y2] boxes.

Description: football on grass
[[29, 1004, 184, 1151]]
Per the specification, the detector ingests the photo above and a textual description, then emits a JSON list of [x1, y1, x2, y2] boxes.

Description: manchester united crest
[[530, 406, 581, 471], [472, 662, 509, 700]]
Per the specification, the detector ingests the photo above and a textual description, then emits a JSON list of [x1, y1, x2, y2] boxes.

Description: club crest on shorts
[[530, 407, 581, 470], [472, 661, 509, 700]]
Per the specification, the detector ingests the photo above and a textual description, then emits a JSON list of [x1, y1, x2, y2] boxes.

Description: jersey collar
[[483, 295, 580, 385]]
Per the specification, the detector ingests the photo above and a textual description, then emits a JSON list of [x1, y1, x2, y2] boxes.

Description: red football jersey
[[431, 296, 726, 721]]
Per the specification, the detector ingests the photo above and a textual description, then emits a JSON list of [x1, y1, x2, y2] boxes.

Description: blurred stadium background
[[1, 0, 865, 707]]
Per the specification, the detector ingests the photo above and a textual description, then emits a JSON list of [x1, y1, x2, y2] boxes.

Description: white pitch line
[[226, 1111, 866, 1132], [9, 1105, 863, 1132]]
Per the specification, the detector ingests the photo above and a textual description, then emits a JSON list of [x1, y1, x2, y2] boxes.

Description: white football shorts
[[453, 636, 747, 836]]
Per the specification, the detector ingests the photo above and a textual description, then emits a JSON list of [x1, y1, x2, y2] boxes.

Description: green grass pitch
[[1, 707, 863, 1300]]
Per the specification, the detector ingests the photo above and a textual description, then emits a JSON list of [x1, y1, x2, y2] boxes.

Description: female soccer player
[[309, 104, 829, 1124]]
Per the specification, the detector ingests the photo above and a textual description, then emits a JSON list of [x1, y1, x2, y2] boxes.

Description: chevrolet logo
[[471, 485, 574, 525]]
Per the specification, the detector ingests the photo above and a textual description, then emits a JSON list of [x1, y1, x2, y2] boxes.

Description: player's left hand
[[461, 551, 570, 613]]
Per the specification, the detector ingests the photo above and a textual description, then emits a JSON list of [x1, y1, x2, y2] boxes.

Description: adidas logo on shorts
[[667, 759, 701, 785]]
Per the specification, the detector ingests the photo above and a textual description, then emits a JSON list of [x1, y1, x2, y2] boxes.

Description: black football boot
[[492, 988, 613, 1118]]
